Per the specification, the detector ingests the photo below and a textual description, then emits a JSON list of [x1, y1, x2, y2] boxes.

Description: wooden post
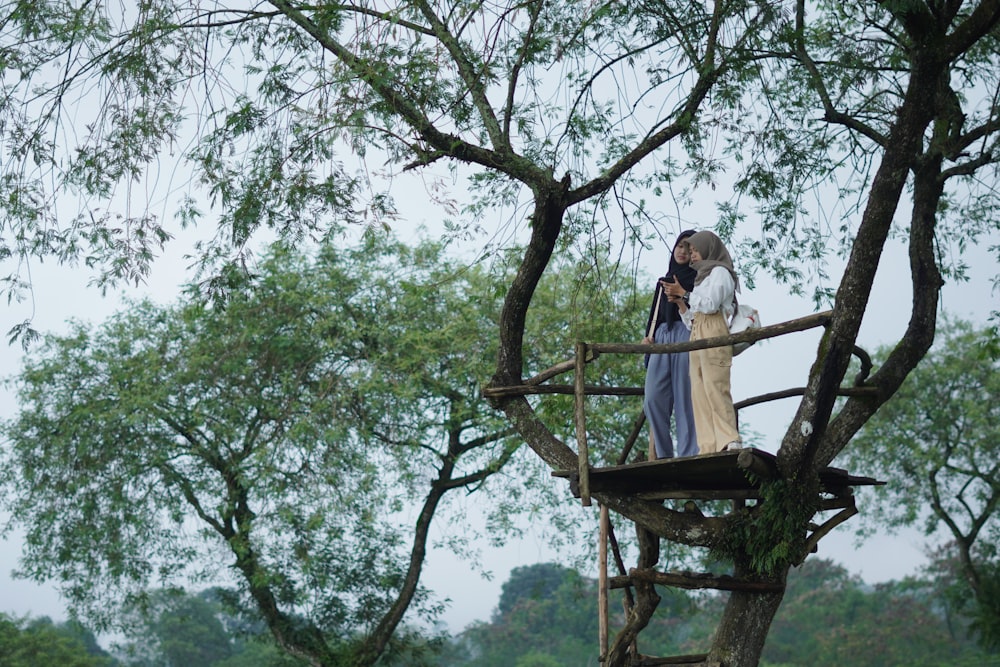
[[575, 341, 591, 507], [599, 504, 609, 664]]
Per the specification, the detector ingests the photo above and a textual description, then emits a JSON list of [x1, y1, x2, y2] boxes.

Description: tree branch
[[502, 1, 544, 141], [794, 0, 888, 146], [266, 0, 547, 183], [412, 0, 508, 152], [567, 0, 732, 204]]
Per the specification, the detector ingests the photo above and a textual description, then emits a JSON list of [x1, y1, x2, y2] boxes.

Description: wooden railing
[[483, 311, 882, 507]]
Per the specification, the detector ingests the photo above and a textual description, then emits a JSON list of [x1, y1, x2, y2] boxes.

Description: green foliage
[[119, 589, 236, 666], [762, 559, 990, 667], [842, 317, 1000, 650], [727, 2, 1000, 305], [116, 588, 309, 667], [0, 614, 113, 667], [445, 562, 706, 666], [445, 559, 997, 667], [0, 0, 768, 329], [449, 563, 602, 667], [970, 562, 1000, 652], [0, 233, 646, 663], [711, 477, 816, 576], [846, 318, 1000, 534], [3, 1, 1000, 664], [919, 542, 1000, 655]]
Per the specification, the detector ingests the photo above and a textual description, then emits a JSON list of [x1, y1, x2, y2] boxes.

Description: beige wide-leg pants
[[689, 311, 740, 454]]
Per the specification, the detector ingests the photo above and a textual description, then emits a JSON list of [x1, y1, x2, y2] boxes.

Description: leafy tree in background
[[761, 559, 987, 667], [116, 588, 310, 667], [0, 613, 113, 667], [842, 318, 1000, 650], [3, 1, 1000, 665], [452, 559, 995, 667], [454, 563, 600, 667], [118, 589, 236, 666], [449, 562, 700, 666], [0, 234, 646, 667], [149, 593, 233, 666]]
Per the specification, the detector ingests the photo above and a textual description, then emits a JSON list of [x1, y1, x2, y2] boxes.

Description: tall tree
[[0, 234, 646, 667], [492, 2, 1000, 662], [449, 558, 995, 666], [458, 563, 601, 667], [664, 4, 1000, 662], [841, 318, 1000, 649], [453, 562, 699, 666], [120, 589, 237, 666]]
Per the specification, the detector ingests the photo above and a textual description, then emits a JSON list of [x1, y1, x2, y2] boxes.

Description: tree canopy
[[1, 0, 772, 329], [0, 233, 647, 666], [843, 317, 1000, 650], [0, 613, 113, 667]]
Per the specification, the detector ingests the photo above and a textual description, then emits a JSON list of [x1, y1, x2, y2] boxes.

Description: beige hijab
[[688, 231, 740, 292]]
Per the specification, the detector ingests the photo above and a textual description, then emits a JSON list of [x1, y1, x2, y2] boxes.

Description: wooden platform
[[552, 448, 883, 501]]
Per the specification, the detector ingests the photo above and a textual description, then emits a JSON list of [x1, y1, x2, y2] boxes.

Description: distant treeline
[[6, 557, 999, 667]]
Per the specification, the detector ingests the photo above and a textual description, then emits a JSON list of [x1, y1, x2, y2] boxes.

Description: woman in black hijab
[[642, 229, 698, 458]]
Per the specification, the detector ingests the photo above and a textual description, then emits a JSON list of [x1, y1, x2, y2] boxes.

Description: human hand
[[664, 276, 686, 298]]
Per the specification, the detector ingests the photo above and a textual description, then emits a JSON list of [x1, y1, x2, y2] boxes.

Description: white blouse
[[681, 266, 735, 329]]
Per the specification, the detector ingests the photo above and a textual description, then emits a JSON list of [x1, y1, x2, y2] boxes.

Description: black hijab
[[645, 229, 697, 335]]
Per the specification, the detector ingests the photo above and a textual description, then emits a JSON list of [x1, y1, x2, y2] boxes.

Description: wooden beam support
[[736, 448, 776, 480], [482, 382, 874, 401], [599, 505, 609, 664], [801, 503, 859, 562], [521, 348, 599, 386], [635, 489, 762, 501], [633, 657, 718, 667], [576, 341, 591, 507], [591, 310, 832, 356], [609, 568, 785, 593], [484, 311, 833, 399], [482, 383, 642, 398]]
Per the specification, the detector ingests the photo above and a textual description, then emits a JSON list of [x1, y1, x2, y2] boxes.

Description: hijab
[[646, 229, 698, 333], [688, 231, 739, 292]]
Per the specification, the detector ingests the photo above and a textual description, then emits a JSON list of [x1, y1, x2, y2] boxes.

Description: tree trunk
[[708, 576, 788, 667]]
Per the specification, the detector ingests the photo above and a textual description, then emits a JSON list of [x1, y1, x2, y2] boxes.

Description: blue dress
[[644, 318, 697, 458]]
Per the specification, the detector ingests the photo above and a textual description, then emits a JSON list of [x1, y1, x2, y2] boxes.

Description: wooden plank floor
[[552, 448, 883, 500]]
